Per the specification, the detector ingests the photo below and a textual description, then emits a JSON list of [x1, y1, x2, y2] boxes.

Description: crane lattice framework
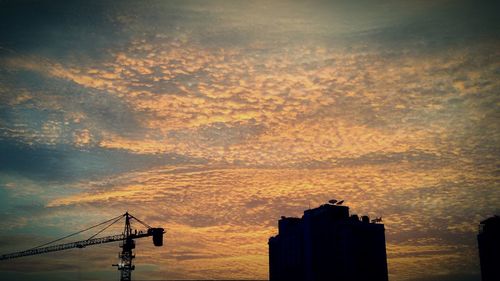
[[0, 212, 165, 281]]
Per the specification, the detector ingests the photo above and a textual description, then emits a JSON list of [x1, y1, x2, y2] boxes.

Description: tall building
[[269, 202, 389, 281], [477, 215, 500, 281]]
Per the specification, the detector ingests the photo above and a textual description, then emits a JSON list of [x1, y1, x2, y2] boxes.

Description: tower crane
[[0, 212, 165, 281]]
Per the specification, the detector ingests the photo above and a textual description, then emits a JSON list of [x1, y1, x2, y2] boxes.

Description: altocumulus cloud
[[0, 1, 499, 281]]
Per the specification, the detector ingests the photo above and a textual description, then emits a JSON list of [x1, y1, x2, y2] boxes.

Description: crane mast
[[116, 212, 136, 281], [0, 212, 165, 281]]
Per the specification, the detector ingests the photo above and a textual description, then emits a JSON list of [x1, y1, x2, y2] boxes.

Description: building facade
[[269, 202, 389, 281], [478, 215, 500, 281]]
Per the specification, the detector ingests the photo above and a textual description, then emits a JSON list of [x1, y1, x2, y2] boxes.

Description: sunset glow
[[0, 1, 499, 281]]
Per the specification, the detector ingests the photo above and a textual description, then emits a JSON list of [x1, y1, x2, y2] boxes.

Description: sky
[[0, 0, 499, 280]]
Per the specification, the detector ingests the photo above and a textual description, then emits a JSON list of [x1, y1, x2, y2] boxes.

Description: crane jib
[[0, 234, 127, 260], [0, 229, 161, 261]]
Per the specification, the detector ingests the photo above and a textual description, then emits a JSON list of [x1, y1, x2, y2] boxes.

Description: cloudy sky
[[0, 0, 499, 280]]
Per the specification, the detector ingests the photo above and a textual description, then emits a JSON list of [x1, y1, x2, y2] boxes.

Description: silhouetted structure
[[0, 212, 165, 281], [269, 201, 388, 281], [478, 215, 500, 281]]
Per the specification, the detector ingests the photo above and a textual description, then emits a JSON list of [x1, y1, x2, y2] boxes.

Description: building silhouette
[[269, 201, 389, 281], [478, 215, 500, 281]]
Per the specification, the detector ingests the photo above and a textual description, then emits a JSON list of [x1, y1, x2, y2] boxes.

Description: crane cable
[[129, 214, 152, 229], [28, 213, 125, 250], [86, 215, 124, 240]]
